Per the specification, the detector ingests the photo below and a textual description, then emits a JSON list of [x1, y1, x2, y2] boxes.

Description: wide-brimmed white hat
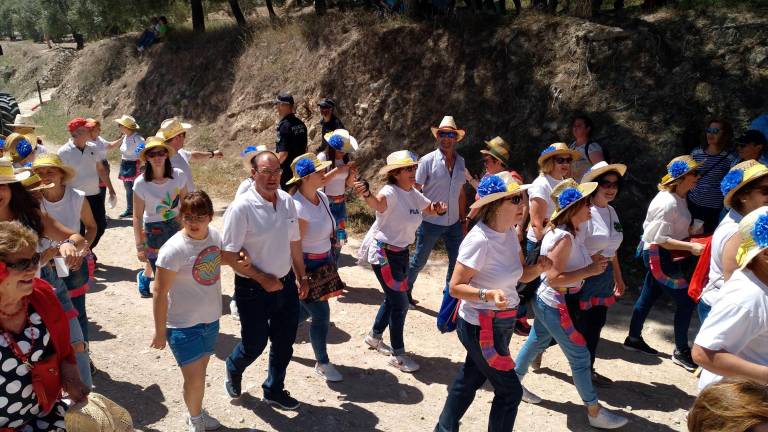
[[470, 171, 531, 209], [737, 206, 768, 268], [7, 114, 40, 129], [324, 129, 359, 153], [430, 116, 466, 142], [0, 158, 31, 184], [378, 150, 420, 175], [582, 161, 627, 183], [113, 114, 140, 130], [549, 178, 598, 221]]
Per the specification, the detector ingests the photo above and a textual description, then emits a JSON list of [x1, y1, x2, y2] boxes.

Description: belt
[[380, 243, 407, 252], [554, 286, 582, 295]]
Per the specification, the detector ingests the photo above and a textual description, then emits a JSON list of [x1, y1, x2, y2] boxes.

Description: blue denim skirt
[[167, 320, 220, 367]]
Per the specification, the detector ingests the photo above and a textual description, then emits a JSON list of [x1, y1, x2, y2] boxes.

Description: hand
[[353, 181, 369, 197], [60, 243, 82, 269], [298, 279, 309, 300], [137, 249, 148, 263], [431, 201, 448, 215], [61, 361, 90, 403], [213, 150, 224, 159], [236, 250, 250, 269], [150, 332, 166, 349], [489, 289, 508, 309], [586, 255, 609, 276], [613, 278, 626, 297], [690, 243, 704, 256], [262, 276, 283, 292], [536, 256, 553, 273]]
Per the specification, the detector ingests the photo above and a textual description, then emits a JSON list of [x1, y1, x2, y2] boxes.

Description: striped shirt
[[687, 147, 736, 209]]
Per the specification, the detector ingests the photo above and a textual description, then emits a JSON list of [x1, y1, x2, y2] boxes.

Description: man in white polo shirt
[[221, 149, 309, 411], [57, 117, 113, 250], [155, 117, 223, 192]]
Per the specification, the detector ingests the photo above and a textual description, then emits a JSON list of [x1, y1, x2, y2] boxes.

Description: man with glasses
[[274, 92, 308, 189], [318, 98, 344, 147], [406, 116, 467, 307], [156, 117, 224, 193], [221, 148, 309, 410]]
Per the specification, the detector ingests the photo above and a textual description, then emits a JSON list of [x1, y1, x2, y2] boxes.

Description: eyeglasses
[[598, 180, 620, 189], [438, 131, 458, 139], [182, 214, 209, 223], [146, 150, 167, 158], [705, 127, 721, 135], [503, 195, 523, 205], [257, 167, 283, 177], [4, 253, 41, 272], [554, 157, 573, 164]]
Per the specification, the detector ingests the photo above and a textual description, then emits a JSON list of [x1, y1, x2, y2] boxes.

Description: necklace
[[0, 297, 30, 319], [0, 305, 36, 371]]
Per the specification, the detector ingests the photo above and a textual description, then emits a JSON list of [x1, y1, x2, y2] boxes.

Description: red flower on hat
[[0, 262, 8, 283], [67, 117, 88, 132]]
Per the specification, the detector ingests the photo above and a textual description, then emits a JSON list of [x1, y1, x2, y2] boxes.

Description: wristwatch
[[299, 275, 309, 281]]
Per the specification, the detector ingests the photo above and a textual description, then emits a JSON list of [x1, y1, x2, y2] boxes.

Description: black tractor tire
[[0, 92, 20, 137]]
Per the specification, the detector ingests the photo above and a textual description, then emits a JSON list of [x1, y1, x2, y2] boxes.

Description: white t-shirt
[[318, 152, 348, 197], [569, 141, 602, 182], [41, 187, 85, 233], [171, 148, 195, 192], [580, 205, 623, 257], [156, 228, 223, 329], [132, 168, 187, 223], [526, 174, 562, 242], [641, 190, 691, 249], [374, 184, 431, 248], [235, 178, 253, 197], [701, 209, 742, 307], [457, 222, 523, 325], [120, 133, 144, 161], [57, 140, 102, 196], [222, 188, 300, 279], [90, 137, 109, 160], [695, 269, 768, 389], [538, 227, 592, 308], [294, 191, 334, 254]]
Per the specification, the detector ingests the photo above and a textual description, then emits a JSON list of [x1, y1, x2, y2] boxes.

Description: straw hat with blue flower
[[736, 206, 768, 269], [3, 132, 37, 164], [537, 142, 580, 168], [470, 171, 531, 209], [286, 153, 332, 185], [324, 129, 359, 154], [660, 155, 699, 187], [720, 160, 768, 208], [239, 145, 273, 169], [549, 178, 598, 222]]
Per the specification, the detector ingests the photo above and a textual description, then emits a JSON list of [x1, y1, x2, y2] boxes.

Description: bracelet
[[52, 239, 76, 248], [479, 288, 487, 302]]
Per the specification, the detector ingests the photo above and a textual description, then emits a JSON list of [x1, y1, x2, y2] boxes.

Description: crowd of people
[[0, 92, 766, 431]]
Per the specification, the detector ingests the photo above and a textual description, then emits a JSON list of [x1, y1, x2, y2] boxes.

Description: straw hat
[[537, 143, 580, 167], [378, 150, 420, 175], [21, 172, 55, 192], [7, 114, 40, 129], [65, 393, 134, 432], [137, 136, 176, 163], [470, 171, 531, 209], [660, 155, 699, 186], [480, 136, 511, 167], [581, 161, 627, 183], [285, 153, 332, 185], [324, 129, 359, 154], [3, 132, 37, 163], [430, 116, 466, 142], [736, 206, 768, 268], [113, 114, 140, 130], [240, 144, 273, 169], [549, 178, 598, 221], [0, 158, 31, 184], [32, 153, 77, 184], [156, 117, 191, 141], [720, 160, 768, 208]]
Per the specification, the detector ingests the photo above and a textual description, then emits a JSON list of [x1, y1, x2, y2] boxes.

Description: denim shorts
[[166, 320, 220, 367]]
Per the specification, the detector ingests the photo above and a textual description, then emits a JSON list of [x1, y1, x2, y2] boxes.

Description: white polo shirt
[[222, 187, 300, 279], [57, 140, 102, 196], [415, 149, 466, 226], [171, 148, 195, 192]]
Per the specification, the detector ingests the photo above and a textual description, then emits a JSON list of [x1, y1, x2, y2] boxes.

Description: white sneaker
[[388, 354, 420, 373], [230, 299, 239, 320], [315, 362, 343, 382], [364, 334, 392, 355], [187, 411, 221, 431], [186, 415, 205, 432], [588, 407, 629, 429], [521, 385, 542, 404]]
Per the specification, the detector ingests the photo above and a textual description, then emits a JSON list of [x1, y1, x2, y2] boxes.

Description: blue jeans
[[299, 251, 333, 364], [515, 296, 598, 406], [435, 317, 523, 431], [118, 159, 139, 213], [372, 246, 410, 355], [407, 221, 463, 294], [144, 219, 180, 271], [167, 320, 220, 367], [226, 273, 299, 395], [698, 301, 711, 324], [628, 251, 696, 352]]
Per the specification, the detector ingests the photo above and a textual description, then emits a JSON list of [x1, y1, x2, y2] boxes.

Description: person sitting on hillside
[[158, 16, 170, 40], [137, 17, 160, 53]]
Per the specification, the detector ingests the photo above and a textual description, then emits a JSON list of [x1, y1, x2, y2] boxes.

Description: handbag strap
[[320, 193, 338, 243]]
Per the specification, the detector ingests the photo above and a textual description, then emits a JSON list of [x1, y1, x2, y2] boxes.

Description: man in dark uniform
[[274, 91, 308, 189], [318, 98, 345, 148]]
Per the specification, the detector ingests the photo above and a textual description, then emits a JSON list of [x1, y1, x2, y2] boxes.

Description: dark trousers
[[84, 192, 107, 250], [686, 197, 722, 235], [571, 305, 608, 369], [435, 317, 522, 432], [629, 270, 695, 352], [226, 273, 299, 395]]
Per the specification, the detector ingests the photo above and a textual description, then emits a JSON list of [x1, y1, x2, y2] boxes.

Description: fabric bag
[[436, 288, 461, 333], [305, 196, 346, 303]]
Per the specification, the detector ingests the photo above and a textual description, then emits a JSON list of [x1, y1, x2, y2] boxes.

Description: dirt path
[[18, 88, 55, 114], [85, 168, 698, 432]]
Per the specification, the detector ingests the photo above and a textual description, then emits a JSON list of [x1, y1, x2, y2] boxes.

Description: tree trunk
[[574, 0, 592, 17], [265, 0, 278, 18], [228, 0, 247, 26], [191, 0, 206, 32]]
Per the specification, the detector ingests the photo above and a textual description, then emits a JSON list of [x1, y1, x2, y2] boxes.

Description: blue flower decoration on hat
[[134, 141, 145, 156], [720, 169, 744, 196], [753, 213, 768, 248], [240, 146, 258, 157], [540, 145, 556, 156], [558, 188, 583, 209], [295, 158, 316, 178], [22, 162, 32, 168], [477, 175, 506, 198], [16, 139, 33, 159], [668, 160, 690, 179], [328, 135, 344, 151], [0, 137, 5, 148]]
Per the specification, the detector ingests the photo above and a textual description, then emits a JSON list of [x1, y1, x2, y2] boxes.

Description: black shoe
[[591, 371, 613, 387], [673, 349, 698, 372], [225, 369, 242, 398], [89, 359, 97, 376], [622, 336, 659, 356], [514, 319, 531, 336], [264, 389, 300, 410]]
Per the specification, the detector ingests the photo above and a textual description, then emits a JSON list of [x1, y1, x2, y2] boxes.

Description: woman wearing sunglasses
[[624, 156, 704, 372], [0, 221, 89, 431], [688, 117, 736, 234], [355, 150, 447, 373], [132, 137, 188, 298], [435, 172, 551, 431]]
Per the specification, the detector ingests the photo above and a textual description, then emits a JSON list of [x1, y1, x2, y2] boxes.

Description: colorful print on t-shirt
[[156, 188, 181, 221], [193, 245, 222, 285]]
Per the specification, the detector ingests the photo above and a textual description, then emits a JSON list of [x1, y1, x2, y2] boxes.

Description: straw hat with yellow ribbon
[[581, 161, 627, 183], [156, 117, 191, 141], [720, 160, 768, 208], [549, 178, 598, 221], [430, 116, 466, 142], [3, 132, 37, 164], [480, 136, 511, 167], [324, 129, 359, 154], [286, 153, 332, 185], [736, 206, 768, 269], [137, 136, 176, 163], [660, 155, 699, 186], [0, 158, 30, 184], [65, 393, 134, 432], [113, 114, 140, 130], [470, 171, 531, 209], [32, 153, 77, 185], [378, 150, 420, 175], [240, 144, 273, 169], [537, 142, 580, 167]]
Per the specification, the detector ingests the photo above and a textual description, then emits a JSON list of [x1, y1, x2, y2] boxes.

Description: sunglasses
[[4, 253, 41, 272], [554, 157, 573, 164], [705, 127, 721, 135], [182, 214, 210, 223], [438, 131, 458, 139], [146, 150, 168, 158], [257, 168, 283, 177], [502, 195, 523, 205], [598, 180, 620, 189]]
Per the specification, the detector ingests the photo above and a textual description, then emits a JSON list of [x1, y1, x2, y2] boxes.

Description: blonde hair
[[0, 221, 39, 259], [548, 199, 587, 233], [687, 378, 768, 432], [658, 179, 680, 192], [539, 158, 555, 175]]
